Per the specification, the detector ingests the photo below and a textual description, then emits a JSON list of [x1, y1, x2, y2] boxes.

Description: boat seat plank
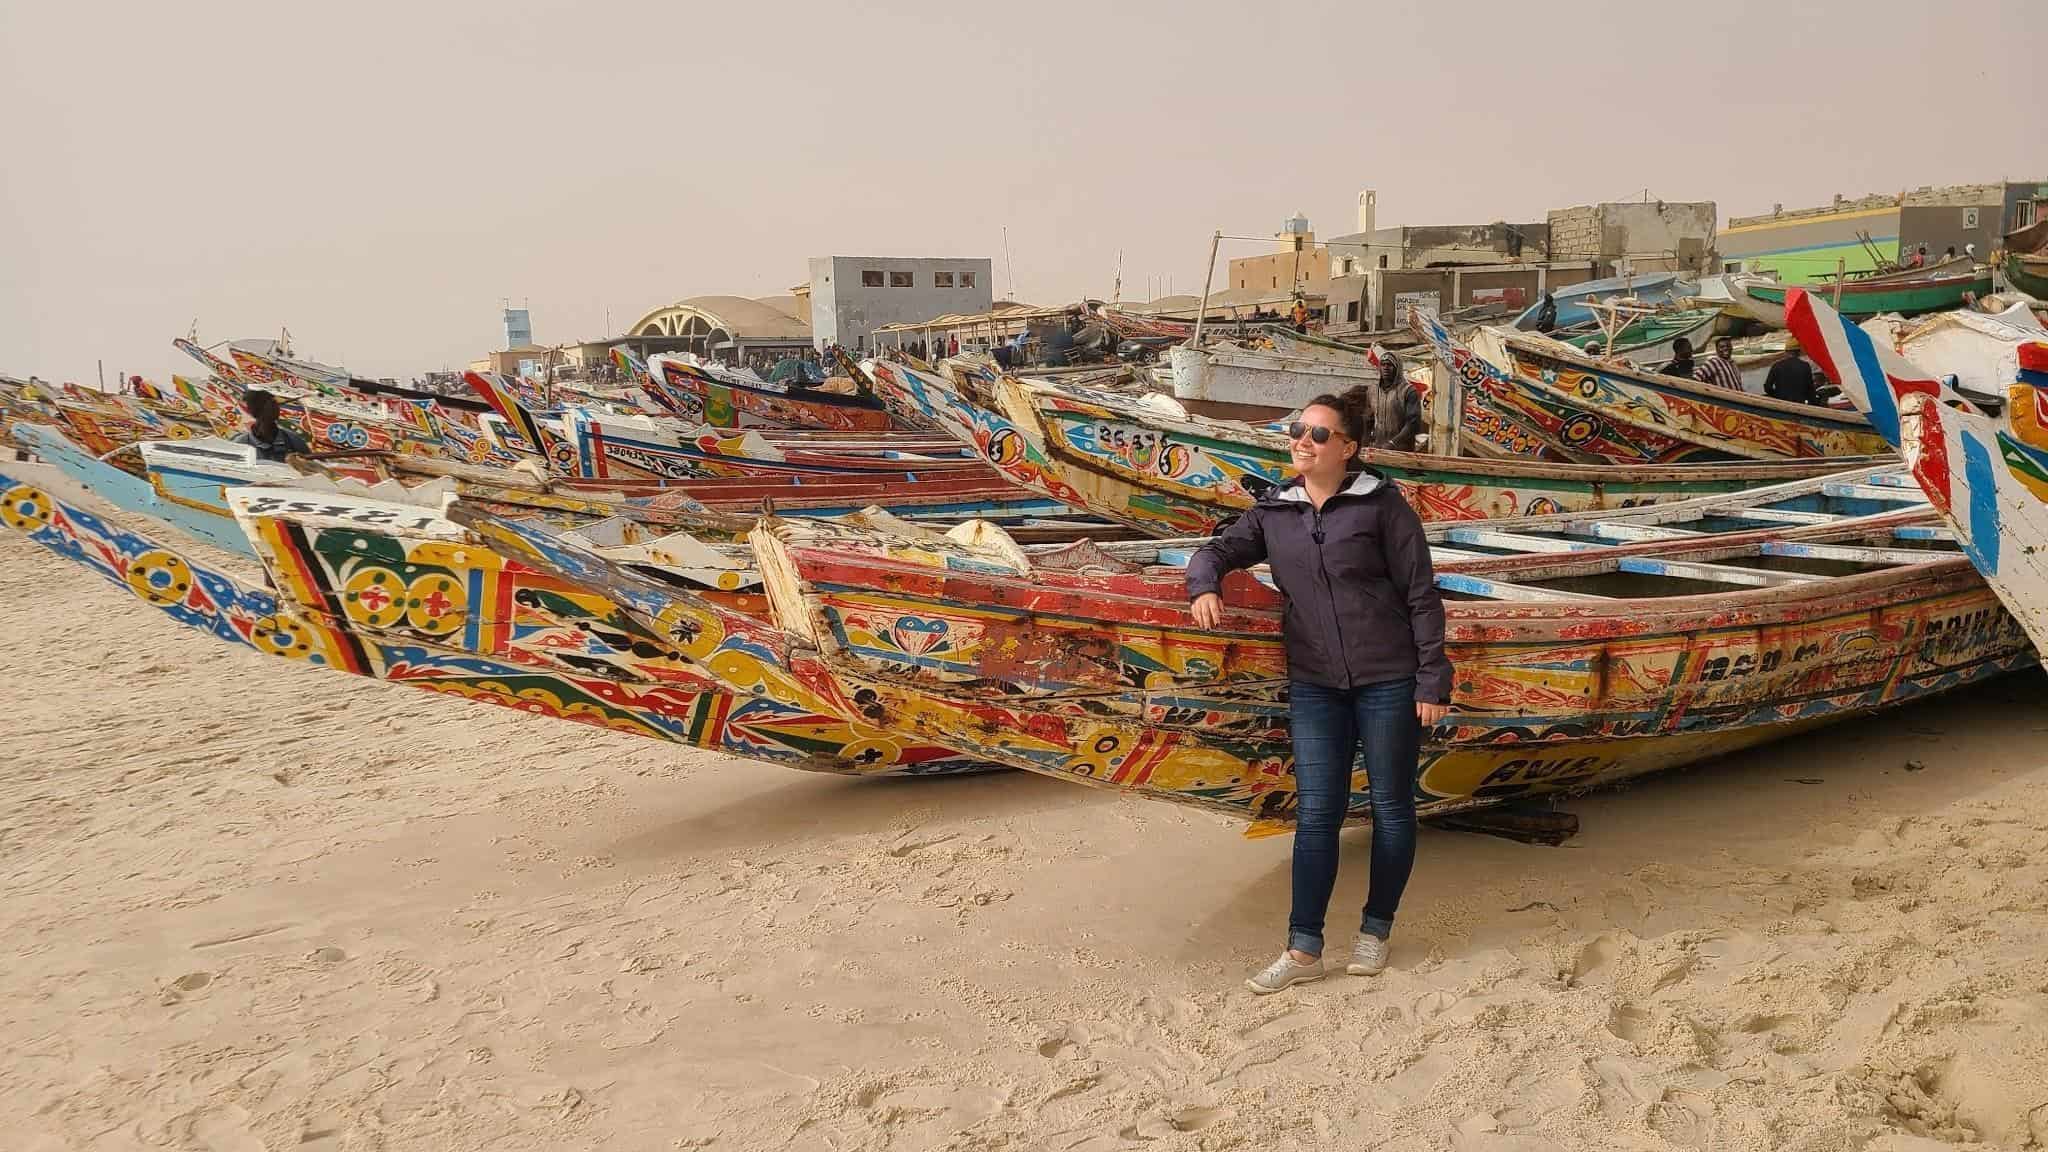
[[1757, 541, 1943, 566], [1614, 557, 1822, 587], [1436, 573, 1609, 601], [1578, 522, 1710, 542], [1441, 528, 1605, 554], [1822, 481, 1931, 503], [1721, 507, 1842, 525], [1891, 525, 1957, 541]]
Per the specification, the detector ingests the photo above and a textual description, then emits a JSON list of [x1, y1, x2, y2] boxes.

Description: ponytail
[[1304, 385, 1374, 445]]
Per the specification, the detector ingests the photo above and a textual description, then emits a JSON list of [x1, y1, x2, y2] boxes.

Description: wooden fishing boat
[[638, 354, 895, 432], [985, 371, 1880, 535], [1509, 272, 1688, 330], [751, 468, 2030, 829], [1471, 324, 1890, 460], [0, 463, 1003, 777], [2003, 217, 2048, 300], [1414, 309, 1744, 464], [1166, 341, 1381, 413], [465, 369, 983, 483], [1891, 345, 2048, 652], [1744, 266, 1993, 322], [1563, 307, 1721, 363]]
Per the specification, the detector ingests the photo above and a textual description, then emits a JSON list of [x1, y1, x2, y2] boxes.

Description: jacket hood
[[1252, 466, 1388, 506]]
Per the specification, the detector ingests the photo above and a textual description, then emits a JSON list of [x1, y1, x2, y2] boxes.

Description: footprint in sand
[[1606, 1003, 1648, 1044], [309, 947, 346, 964], [1169, 1105, 1233, 1132], [172, 971, 212, 992]]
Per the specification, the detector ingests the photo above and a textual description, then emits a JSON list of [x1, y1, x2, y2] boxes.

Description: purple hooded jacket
[[1184, 468, 1451, 704]]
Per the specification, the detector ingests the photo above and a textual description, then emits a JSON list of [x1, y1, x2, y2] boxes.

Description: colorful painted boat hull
[[1012, 375, 1882, 534], [641, 357, 895, 432], [753, 503, 2031, 829], [1888, 340, 2048, 654], [1482, 329, 1890, 460]]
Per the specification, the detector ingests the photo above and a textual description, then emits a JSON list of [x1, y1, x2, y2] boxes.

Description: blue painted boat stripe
[[1842, 318, 1900, 445], [1959, 429, 2001, 574]]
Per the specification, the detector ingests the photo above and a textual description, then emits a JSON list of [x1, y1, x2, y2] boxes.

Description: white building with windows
[[805, 256, 994, 350]]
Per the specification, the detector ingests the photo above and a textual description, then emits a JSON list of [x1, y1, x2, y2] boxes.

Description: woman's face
[[1289, 404, 1354, 480]]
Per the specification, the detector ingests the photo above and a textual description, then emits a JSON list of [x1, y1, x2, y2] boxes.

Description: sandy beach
[[4, 468, 2047, 1151]]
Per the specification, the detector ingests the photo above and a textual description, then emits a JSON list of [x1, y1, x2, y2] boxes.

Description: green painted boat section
[[1568, 308, 1719, 353], [1745, 273, 1993, 317], [2005, 254, 2048, 299]]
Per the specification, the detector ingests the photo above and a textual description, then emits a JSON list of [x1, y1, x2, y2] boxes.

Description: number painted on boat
[[238, 495, 441, 531]]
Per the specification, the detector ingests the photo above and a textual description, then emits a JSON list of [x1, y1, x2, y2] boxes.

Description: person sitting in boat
[[1534, 291, 1559, 334], [1695, 336, 1743, 391], [1943, 245, 1958, 262], [1661, 337, 1698, 381], [1186, 387, 1451, 993], [233, 390, 308, 463], [1367, 354, 1422, 453]]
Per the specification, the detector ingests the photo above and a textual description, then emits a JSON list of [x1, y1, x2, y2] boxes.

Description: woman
[[1186, 388, 1451, 993]]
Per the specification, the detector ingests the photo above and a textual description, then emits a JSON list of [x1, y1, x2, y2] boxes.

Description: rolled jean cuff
[[1286, 931, 1325, 957], [1361, 915, 1393, 941]]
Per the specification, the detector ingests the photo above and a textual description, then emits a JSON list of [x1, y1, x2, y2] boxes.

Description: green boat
[[1744, 267, 1992, 319], [2005, 252, 2048, 299], [1566, 307, 1720, 360]]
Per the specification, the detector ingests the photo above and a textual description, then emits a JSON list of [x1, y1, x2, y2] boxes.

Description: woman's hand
[[1190, 592, 1224, 629], [1416, 701, 1449, 726]]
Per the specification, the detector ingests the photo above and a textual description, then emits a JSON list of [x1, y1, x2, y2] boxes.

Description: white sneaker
[[1347, 935, 1388, 976], [1246, 952, 1324, 994]]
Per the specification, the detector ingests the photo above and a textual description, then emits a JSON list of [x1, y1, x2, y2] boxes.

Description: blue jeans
[[1286, 677, 1420, 957]]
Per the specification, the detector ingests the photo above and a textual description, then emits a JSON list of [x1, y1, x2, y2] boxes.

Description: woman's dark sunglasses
[[1286, 421, 1338, 444]]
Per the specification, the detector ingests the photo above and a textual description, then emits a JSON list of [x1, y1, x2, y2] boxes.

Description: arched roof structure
[[626, 296, 811, 348]]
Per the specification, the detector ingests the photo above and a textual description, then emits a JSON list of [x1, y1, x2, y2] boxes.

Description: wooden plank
[[1822, 480, 1931, 503], [1892, 524, 1957, 541], [1614, 557, 1822, 587], [1757, 541, 1945, 566], [1720, 506, 1842, 525], [1576, 521, 1710, 543], [1442, 528, 1606, 554], [1435, 572, 1610, 601]]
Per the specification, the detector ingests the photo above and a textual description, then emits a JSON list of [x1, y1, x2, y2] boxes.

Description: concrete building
[[1319, 192, 1547, 276], [1227, 212, 1330, 296], [1545, 200, 1717, 275], [1722, 182, 2048, 282], [807, 256, 994, 351], [1323, 263, 1598, 335]]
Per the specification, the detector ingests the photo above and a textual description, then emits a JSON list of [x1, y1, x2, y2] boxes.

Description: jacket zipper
[[1311, 502, 1358, 687]]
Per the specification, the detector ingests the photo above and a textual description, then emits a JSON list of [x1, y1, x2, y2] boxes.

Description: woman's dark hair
[[1302, 386, 1373, 444]]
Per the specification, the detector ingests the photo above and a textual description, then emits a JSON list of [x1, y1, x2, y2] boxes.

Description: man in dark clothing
[[1367, 355, 1422, 453], [233, 390, 309, 462], [1763, 344, 1826, 405], [1661, 337, 1697, 380], [1533, 292, 1558, 333]]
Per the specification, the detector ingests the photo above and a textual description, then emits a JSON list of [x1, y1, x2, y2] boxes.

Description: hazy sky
[[4, 0, 2043, 384]]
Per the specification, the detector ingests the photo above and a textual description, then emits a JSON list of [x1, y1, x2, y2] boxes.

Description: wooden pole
[[1832, 258, 1846, 308], [1190, 230, 1221, 347]]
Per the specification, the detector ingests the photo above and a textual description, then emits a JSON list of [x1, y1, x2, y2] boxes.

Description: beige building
[[1226, 213, 1329, 297]]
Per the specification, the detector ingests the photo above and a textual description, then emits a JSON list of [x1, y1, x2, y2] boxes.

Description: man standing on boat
[[1533, 292, 1558, 334], [1764, 342, 1824, 405], [1187, 387, 1451, 992], [1695, 336, 1743, 391], [1366, 354, 1421, 453]]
